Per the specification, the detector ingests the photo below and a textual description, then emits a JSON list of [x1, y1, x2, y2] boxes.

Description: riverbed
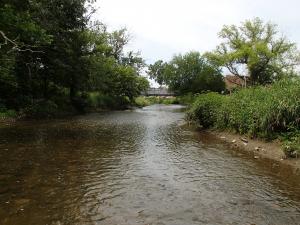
[[0, 105, 300, 225]]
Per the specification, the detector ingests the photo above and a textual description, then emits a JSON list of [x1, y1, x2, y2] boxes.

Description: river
[[0, 105, 300, 225]]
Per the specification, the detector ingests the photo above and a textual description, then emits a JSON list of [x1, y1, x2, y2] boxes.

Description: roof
[[224, 75, 248, 90]]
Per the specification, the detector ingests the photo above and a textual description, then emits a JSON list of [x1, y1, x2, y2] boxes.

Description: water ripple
[[0, 105, 300, 225]]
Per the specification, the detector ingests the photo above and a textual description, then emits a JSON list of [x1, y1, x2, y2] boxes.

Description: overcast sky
[[94, 0, 300, 64]]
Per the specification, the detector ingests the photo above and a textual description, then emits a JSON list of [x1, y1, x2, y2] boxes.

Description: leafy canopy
[[148, 52, 225, 95], [206, 18, 300, 85], [0, 0, 149, 114]]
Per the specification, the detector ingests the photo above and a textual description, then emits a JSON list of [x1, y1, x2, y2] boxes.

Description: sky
[[94, 0, 300, 65]]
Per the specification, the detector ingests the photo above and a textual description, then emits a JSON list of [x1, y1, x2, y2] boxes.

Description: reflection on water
[[0, 104, 300, 225]]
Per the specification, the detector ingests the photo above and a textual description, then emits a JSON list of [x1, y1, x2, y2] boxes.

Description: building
[[224, 75, 248, 93]]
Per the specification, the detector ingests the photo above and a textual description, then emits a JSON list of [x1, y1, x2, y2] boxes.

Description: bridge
[[142, 87, 175, 96]]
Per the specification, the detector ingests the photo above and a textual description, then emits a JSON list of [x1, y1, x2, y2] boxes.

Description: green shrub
[[177, 93, 197, 105], [160, 97, 179, 104], [187, 78, 300, 157], [24, 100, 58, 118], [134, 97, 150, 107], [186, 92, 226, 128], [87, 92, 131, 110]]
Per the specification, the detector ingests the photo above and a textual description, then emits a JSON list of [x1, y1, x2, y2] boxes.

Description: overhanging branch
[[0, 30, 44, 53]]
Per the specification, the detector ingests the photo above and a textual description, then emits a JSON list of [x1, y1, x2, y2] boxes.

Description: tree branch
[[0, 30, 44, 53]]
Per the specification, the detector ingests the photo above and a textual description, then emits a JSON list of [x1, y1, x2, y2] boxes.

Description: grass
[[187, 78, 300, 157]]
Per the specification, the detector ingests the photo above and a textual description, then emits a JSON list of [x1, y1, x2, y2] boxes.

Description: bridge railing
[[141, 88, 175, 96]]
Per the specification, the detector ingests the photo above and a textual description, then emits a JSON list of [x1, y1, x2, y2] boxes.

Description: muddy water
[[0, 105, 300, 225]]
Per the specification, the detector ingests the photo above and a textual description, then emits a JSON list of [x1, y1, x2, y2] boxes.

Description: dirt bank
[[208, 130, 300, 174]]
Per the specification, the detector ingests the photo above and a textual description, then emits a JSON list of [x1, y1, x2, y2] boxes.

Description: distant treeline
[[148, 18, 300, 95]]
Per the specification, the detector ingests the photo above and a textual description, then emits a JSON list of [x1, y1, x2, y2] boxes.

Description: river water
[[0, 105, 300, 225]]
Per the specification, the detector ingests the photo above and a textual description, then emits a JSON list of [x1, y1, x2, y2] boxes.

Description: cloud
[[94, 0, 300, 64]]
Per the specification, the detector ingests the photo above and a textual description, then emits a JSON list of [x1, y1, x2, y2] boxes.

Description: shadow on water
[[0, 104, 300, 225]]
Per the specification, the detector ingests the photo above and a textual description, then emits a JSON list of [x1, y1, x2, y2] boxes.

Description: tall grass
[[187, 78, 300, 157]]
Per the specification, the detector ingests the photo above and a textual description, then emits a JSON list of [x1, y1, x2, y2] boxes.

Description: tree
[[0, 1, 52, 109], [121, 51, 146, 73], [34, 0, 91, 109], [110, 66, 149, 100], [148, 52, 225, 95], [148, 60, 167, 86], [108, 28, 130, 62], [0, 0, 149, 115], [206, 18, 300, 85], [86, 24, 149, 100]]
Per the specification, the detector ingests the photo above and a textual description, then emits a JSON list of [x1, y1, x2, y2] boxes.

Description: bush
[[160, 97, 179, 104], [24, 100, 58, 118], [134, 97, 150, 107], [186, 93, 226, 128], [177, 93, 197, 105], [87, 92, 131, 110], [187, 78, 300, 157]]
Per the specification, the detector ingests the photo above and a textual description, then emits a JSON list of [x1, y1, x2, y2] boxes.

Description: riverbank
[[206, 129, 300, 174], [0, 94, 137, 121], [186, 78, 300, 158], [134, 95, 195, 107]]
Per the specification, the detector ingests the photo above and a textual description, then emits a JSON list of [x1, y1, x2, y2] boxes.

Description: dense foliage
[[187, 78, 300, 157], [0, 0, 149, 117], [187, 93, 226, 129], [148, 52, 225, 95], [206, 18, 300, 85]]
